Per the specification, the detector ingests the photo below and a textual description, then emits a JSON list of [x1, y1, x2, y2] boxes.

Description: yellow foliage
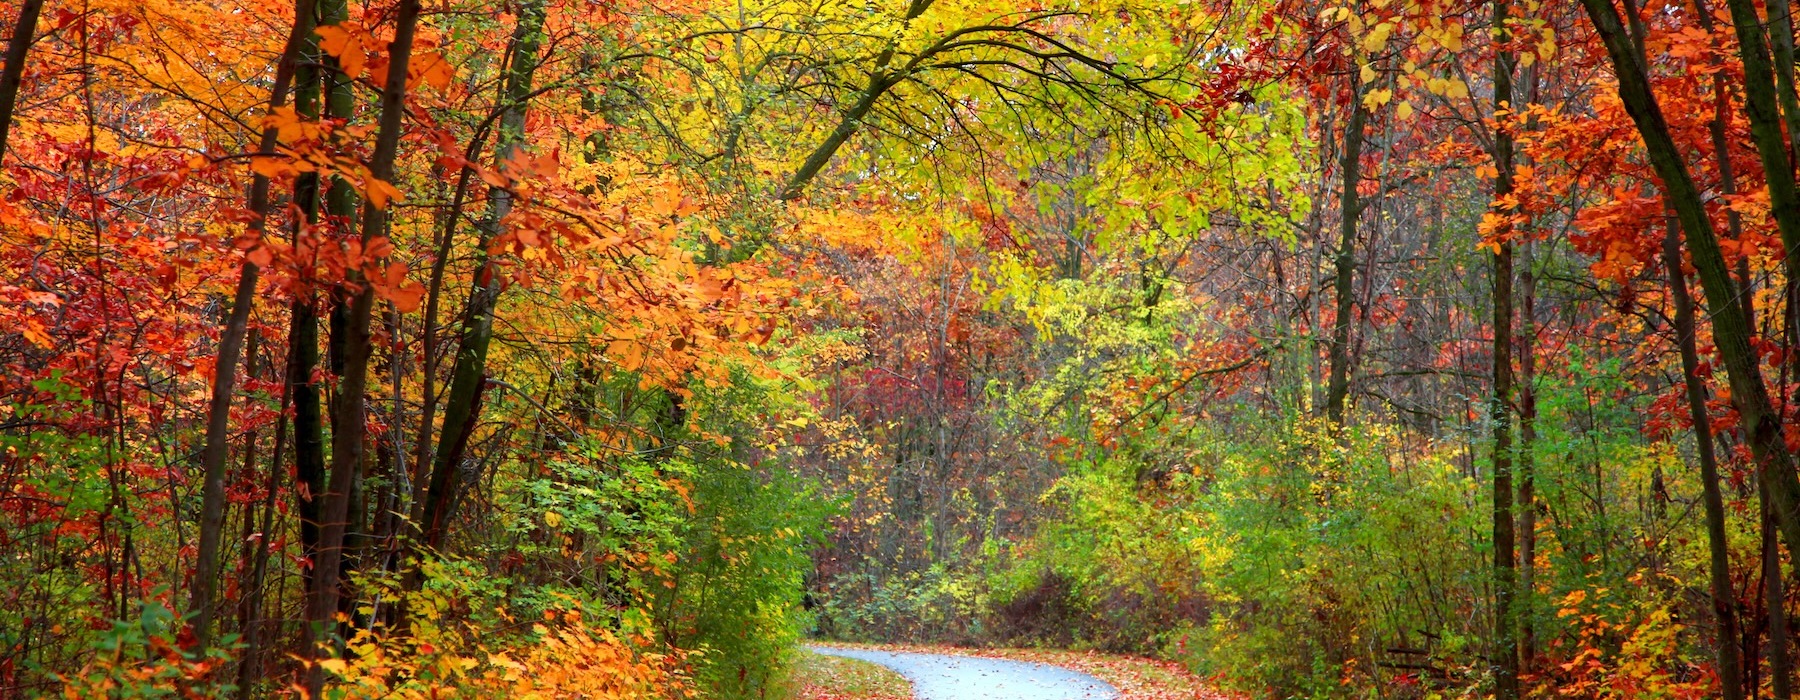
[[1546, 580, 1714, 699], [315, 609, 686, 699]]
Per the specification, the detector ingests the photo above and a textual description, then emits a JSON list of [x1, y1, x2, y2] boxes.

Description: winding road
[[809, 646, 1118, 700]]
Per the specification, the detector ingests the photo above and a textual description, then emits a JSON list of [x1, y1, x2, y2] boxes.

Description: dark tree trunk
[[287, 0, 336, 603], [0, 0, 44, 161], [1662, 217, 1747, 700], [1324, 68, 1369, 427], [235, 381, 286, 698], [188, 0, 317, 651], [1517, 238, 1538, 671], [1490, 3, 1519, 695], [1580, 0, 1800, 576], [416, 0, 547, 556], [1770, 0, 1800, 165], [411, 131, 486, 498], [304, 0, 423, 694], [1718, 0, 1800, 370], [1772, 478, 1795, 700], [1689, 0, 1754, 325]]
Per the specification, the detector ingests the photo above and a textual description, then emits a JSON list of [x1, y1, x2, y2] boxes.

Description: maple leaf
[[410, 50, 455, 91], [315, 23, 367, 80], [20, 320, 53, 349], [249, 155, 294, 179], [246, 245, 273, 269], [365, 177, 404, 209]]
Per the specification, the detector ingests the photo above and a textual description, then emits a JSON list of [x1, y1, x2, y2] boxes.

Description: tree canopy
[[7, 0, 1800, 696]]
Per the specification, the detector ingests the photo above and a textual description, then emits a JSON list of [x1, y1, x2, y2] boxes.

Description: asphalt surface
[[809, 645, 1118, 700]]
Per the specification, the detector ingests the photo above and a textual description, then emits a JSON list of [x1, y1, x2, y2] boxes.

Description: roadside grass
[[787, 649, 913, 700], [811, 643, 1239, 700], [970, 648, 1238, 700]]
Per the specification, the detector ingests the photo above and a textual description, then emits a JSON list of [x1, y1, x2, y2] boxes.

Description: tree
[[305, 0, 422, 691], [0, 0, 44, 161], [188, 0, 318, 650], [416, 0, 548, 558], [1487, 0, 1518, 693], [1660, 218, 1745, 699], [1578, 0, 1800, 598], [1324, 58, 1371, 426]]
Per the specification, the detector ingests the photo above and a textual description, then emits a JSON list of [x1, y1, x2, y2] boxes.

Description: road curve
[[809, 645, 1118, 700]]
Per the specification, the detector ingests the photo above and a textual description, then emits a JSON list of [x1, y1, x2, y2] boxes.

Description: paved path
[[809, 645, 1117, 700]]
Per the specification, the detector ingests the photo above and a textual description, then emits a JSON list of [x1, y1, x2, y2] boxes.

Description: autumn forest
[[7, 0, 1800, 696]]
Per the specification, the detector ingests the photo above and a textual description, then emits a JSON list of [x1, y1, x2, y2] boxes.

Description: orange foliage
[[315, 609, 687, 699]]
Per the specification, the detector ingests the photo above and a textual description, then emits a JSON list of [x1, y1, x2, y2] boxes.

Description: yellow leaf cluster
[[314, 608, 683, 699]]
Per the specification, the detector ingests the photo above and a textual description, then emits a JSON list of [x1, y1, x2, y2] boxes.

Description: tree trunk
[[287, 0, 339, 604], [318, 0, 356, 468], [1324, 68, 1369, 426], [235, 382, 286, 698], [416, 0, 546, 556], [1489, 3, 1519, 695], [304, 0, 422, 693], [1688, 0, 1754, 327], [188, 0, 317, 650], [1762, 0, 1800, 179], [1693, 6, 1755, 692], [0, 0, 44, 161], [1772, 478, 1796, 700], [1718, 0, 1800, 363], [370, 303, 410, 587], [1516, 238, 1538, 671], [411, 136, 484, 498], [1662, 217, 1747, 700], [226, 331, 263, 685]]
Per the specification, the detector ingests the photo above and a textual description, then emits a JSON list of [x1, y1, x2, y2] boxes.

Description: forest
[[4, 0, 1800, 696]]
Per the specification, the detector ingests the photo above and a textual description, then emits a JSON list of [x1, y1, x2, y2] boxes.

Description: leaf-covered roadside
[[785, 651, 911, 700]]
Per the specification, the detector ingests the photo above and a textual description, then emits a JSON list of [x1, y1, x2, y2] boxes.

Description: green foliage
[[816, 563, 990, 643], [374, 359, 833, 700], [505, 447, 688, 624], [989, 453, 1215, 652], [0, 377, 156, 691], [649, 372, 835, 699], [968, 367, 1744, 697], [659, 458, 828, 697], [1172, 420, 1488, 697], [53, 602, 237, 699]]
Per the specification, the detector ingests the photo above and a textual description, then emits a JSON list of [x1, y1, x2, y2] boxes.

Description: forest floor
[[796, 643, 1238, 700]]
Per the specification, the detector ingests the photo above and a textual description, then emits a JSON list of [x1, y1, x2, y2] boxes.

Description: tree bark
[[0, 0, 43, 162], [235, 375, 286, 698], [1489, 3, 1519, 695], [188, 0, 317, 651], [1772, 477, 1796, 700], [1762, 0, 1800, 180], [304, 0, 421, 693], [0, 0, 41, 162], [411, 136, 483, 500], [1691, 7, 1755, 691], [1324, 67, 1369, 427], [1516, 238, 1538, 671], [1687, 0, 1753, 326], [1718, 0, 1800, 359], [287, 0, 342, 603], [1662, 218, 1746, 700]]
